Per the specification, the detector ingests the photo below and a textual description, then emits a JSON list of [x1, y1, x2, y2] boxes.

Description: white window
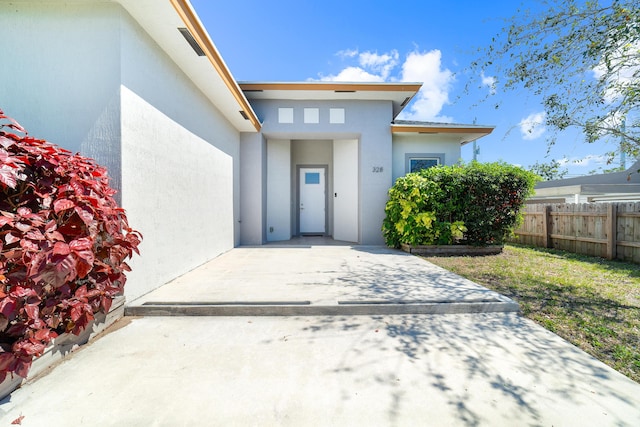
[[304, 108, 319, 124], [278, 108, 294, 124], [329, 108, 345, 124]]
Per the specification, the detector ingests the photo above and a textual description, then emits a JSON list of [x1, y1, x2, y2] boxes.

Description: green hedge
[[382, 162, 538, 247]]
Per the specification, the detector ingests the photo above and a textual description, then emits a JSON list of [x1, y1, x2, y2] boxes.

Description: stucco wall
[[118, 11, 241, 301], [266, 140, 291, 241], [0, 2, 123, 192], [391, 134, 463, 182], [358, 104, 394, 245], [333, 139, 359, 243], [240, 132, 266, 245], [248, 99, 393, 244], [0, 3, 243, 301]]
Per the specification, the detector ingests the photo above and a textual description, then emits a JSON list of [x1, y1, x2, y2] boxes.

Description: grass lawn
[[422, 244, 640, 383]]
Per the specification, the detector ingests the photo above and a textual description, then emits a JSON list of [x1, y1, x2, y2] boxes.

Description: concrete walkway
[[1, 242, 640, 426], [127, 244, 518, 315]]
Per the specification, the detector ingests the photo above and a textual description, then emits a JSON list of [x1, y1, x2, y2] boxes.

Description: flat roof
[[533, 184, 640, 197], [239, 81, 422, 118], [391, 120, 495, 145]]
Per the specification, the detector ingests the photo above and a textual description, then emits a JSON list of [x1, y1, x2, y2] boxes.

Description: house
[[0, 0, 493, 302], [530, 159, 640, 203], [237, 83, 494, 245]]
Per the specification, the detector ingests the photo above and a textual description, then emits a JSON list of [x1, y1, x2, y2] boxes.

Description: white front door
[[299, 167, 326, 234]]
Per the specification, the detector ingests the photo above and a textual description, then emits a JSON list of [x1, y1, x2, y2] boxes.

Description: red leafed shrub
[[0, 109, 141, 381]]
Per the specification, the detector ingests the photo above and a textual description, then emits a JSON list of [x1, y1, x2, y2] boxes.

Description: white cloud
[[518, 111, 547, 140], [573, 155, 609, 167], [592, 41, 640, 103], [595, 110, 627, 137], [481, 71, 497, 95], [398, 50, 454, 122], [359, 50, 399, 79], [315, 48, 455, 122], [336, 48, 359, 59], [318, 66, 385, 82], [318, 50, 398, 82], [559, 154, 609, 168]]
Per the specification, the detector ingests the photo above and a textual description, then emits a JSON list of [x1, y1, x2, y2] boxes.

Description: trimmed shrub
[[383, 162, 538, 247], [382, 173, 467, 247], [0, 109, 141, 382]]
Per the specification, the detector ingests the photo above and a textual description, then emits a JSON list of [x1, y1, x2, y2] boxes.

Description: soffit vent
[[178, 28, 205, 57], [239, 110, 249, 120], [334, 90, 356, 93]]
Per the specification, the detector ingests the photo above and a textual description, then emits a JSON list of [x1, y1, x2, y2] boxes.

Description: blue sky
[[190, 0, 624, 176]]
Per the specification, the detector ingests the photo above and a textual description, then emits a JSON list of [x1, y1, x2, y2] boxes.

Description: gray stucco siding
[[245, 99, 393, 245], [1, 3, 243, 301]]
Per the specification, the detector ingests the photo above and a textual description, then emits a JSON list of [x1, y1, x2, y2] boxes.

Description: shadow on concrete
[[276, 312, 639, 426], [128, 244, 518, 315], [330, 246, 509, 303]]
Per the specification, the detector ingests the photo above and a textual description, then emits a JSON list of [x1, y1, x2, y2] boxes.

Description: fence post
[[606, 203, 617, 260], [542, 205, 550, 248]]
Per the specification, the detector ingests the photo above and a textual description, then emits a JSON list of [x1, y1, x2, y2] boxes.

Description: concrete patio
[[2, 314, 640, 426], [1, 241, 640, 426], [127, 241, 518, 316]]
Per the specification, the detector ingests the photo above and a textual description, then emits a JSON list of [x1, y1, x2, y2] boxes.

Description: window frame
[[404, 153, 445, 174]]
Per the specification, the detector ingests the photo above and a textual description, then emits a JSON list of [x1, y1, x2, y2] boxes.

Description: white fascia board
[[533, 185, 584, 197]]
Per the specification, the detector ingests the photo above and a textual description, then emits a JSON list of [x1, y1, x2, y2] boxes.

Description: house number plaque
[[372, 166, 384, 173]]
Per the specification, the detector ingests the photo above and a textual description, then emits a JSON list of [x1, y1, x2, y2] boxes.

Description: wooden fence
[[510, 202, 640, 263]]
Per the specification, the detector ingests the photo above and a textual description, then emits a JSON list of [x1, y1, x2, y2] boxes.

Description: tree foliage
[[528, 159, 569, 180], [472, 0, 639, 154]]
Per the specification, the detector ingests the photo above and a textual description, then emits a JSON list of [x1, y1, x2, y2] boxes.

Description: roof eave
[[115, 0, 261, 132], [240, 81, 422, 118], [168, 0, 261, 131], [390, 124, 495, 145], [239, 81, 423, 93], [533, 184, 640, 197]]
